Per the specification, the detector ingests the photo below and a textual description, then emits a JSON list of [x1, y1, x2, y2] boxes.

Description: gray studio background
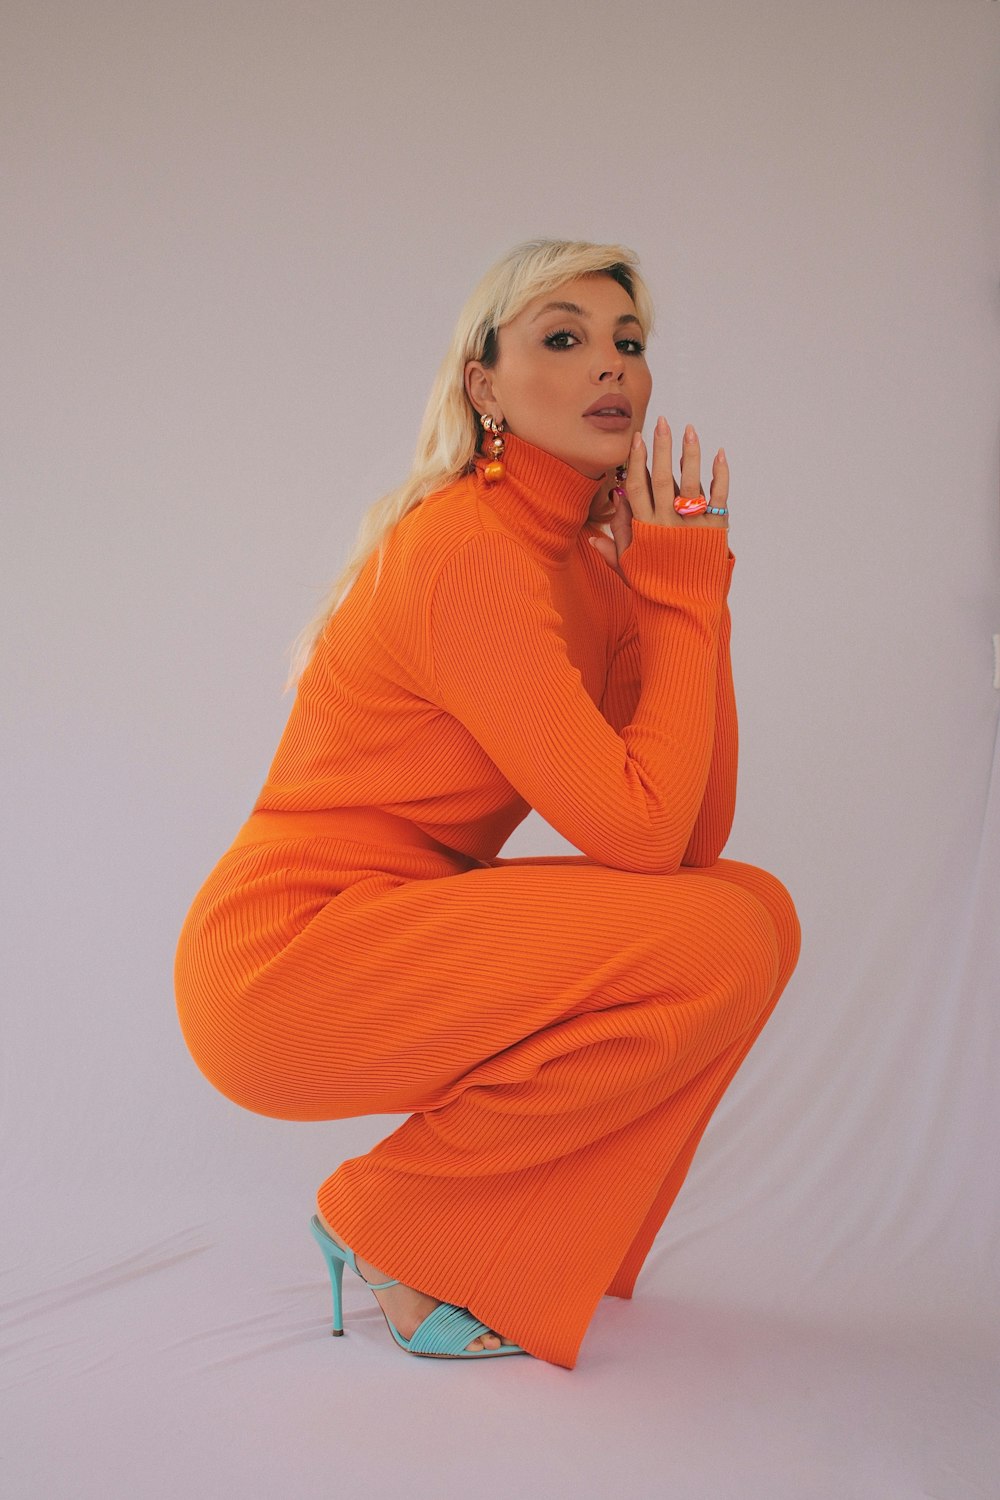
[[3, 2, 998, 1497]]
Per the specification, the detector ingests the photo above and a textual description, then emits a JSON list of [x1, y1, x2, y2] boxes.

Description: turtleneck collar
[[471, 430, 605, 564]]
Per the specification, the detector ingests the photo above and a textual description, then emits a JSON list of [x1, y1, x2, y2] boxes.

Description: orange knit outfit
[[174, 430, 801, 1369]]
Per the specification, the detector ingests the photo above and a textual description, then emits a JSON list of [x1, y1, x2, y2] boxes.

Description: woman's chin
[[520, 428, 632, 480], [575, 436, 633, 479]]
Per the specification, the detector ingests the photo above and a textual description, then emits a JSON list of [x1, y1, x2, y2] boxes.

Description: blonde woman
[[174, 238, 801, 1367]]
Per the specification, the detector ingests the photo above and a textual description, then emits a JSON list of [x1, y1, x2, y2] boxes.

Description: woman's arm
[[600, 550, 737, 867], [680, 584, 736, 865], [427, 520, 730, 874]]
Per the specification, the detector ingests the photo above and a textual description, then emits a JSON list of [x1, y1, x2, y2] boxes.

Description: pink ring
[[674, 492, 708, 517]]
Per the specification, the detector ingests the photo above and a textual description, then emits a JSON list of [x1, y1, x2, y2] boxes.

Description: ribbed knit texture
[[174, 431, 801, 1368]]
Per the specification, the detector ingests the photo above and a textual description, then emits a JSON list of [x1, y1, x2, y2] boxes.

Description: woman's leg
[[315, 860, 793, 1367], [177, 846, 798, 1368], [605, 856, 802, 1297]]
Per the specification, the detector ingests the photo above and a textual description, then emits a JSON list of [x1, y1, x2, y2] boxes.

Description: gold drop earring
[[481, 413, 506, 483]]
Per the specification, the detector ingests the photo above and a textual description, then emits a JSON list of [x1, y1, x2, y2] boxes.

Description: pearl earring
[[480, 414, 506, 483]]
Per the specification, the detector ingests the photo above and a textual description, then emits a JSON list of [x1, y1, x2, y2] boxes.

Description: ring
[[674, 492, 708, 517]]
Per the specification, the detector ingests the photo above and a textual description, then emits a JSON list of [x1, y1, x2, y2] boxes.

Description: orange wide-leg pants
[[175, 830, 801, 1369]]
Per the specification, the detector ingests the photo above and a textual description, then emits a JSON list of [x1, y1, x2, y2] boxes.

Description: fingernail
[[685, 425, 696, 443], [656, 414, 667, 432], [632, 430, 643, 449]]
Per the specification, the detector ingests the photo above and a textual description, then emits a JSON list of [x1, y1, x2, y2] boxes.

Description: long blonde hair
[[283, 238, 655, 692]]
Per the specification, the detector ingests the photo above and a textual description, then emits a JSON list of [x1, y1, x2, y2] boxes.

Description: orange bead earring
[[481, 413, 506, 483]]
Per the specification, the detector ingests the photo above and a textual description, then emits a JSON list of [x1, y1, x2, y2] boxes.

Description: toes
[[467, 1330, 502, 1351]]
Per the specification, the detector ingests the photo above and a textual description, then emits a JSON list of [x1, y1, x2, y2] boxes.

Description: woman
[[173, 238, 802, 1368]]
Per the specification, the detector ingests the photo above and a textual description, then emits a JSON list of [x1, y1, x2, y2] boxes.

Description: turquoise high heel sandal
[[309, 1215, 527, 1359]]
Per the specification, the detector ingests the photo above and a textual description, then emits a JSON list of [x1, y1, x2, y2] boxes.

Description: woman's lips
[[584, 411, 632, 431], [582, 397, 632, 432]]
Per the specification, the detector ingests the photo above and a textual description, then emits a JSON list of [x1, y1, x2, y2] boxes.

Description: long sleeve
[[681, 579, 737, 865], [600, 549, 738, 867], [427, 519, 730, 874]]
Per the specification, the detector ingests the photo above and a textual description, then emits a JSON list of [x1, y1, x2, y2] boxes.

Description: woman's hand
[[589, 417, 729, 583]]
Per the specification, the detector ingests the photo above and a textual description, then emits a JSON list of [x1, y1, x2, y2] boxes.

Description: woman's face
[[465, 273, 653, 480]]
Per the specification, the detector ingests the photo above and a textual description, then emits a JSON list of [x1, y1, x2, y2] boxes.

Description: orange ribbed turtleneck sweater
[[252, 430, 737, 873]]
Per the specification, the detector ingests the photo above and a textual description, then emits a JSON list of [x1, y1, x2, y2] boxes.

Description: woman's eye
[[542, 329, 579, 350], [542, 330, 645, 354]]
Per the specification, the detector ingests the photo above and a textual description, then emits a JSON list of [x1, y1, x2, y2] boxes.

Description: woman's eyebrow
[[530, 300, 642, 328]]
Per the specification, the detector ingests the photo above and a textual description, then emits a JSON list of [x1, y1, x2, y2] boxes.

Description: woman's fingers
[[588, 527, 628, 583], [625, 430, 653, 522], [678, 424, 704, 502], [622, 422, 730, 535], [711, 447, 729, 508], [608, 486, 633, 559], [650, 416, 676, 513]]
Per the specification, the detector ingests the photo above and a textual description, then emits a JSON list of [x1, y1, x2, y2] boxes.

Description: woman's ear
[[464, 360, 499, 421]]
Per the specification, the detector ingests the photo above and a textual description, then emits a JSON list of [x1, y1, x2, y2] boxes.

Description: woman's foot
[[318, 1214, 515, 1352]]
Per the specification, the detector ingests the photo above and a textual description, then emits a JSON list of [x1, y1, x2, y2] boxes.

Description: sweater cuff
[[618, 518, 731, 604]]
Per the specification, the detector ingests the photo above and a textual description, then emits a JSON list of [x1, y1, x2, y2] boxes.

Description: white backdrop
[[3, 2, 998, 1497]]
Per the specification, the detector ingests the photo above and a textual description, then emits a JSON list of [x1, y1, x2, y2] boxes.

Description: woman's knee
[[710, 878, 783, 996], [711, 859, 802, 984]]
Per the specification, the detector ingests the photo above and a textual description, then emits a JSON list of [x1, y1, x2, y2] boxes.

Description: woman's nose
[[594, 347, 626, 381]]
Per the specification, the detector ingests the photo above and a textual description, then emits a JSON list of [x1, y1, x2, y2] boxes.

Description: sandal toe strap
[[406, 1301, 495, 1355]]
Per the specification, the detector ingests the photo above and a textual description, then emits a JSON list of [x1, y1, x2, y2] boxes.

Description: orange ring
[[674, 492, 708, 517]]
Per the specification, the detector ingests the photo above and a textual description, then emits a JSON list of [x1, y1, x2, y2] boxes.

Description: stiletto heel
[[308, 1215, 527, 1359], [310, 1220, 346, 1335]]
